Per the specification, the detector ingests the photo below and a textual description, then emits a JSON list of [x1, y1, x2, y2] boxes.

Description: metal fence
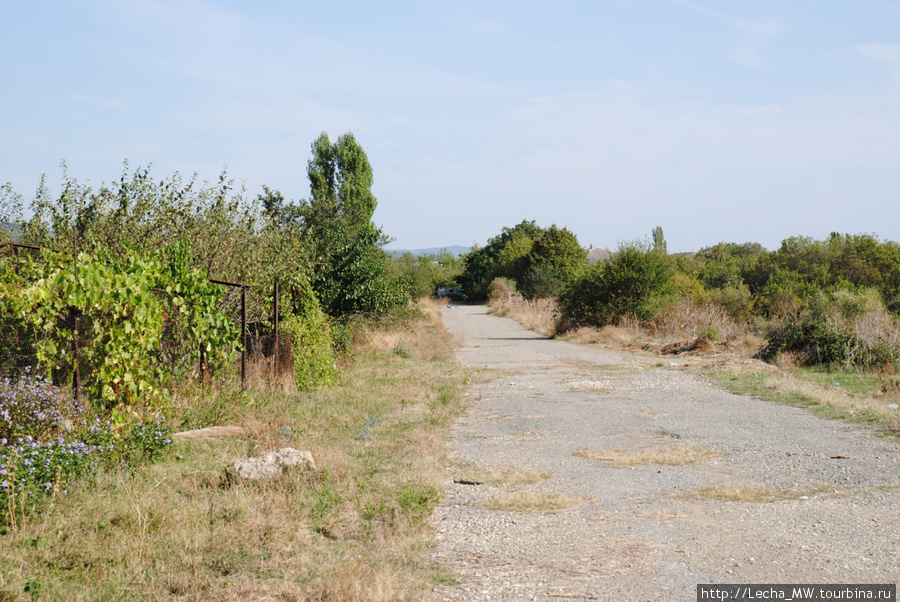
[[0, 241, 290, 393]]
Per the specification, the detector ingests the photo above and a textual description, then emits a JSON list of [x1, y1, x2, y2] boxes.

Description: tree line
[[456, 223, 900, 372]]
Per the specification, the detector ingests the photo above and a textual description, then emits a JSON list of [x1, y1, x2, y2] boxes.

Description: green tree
[[300, 132, 405, 316], [458, 221, 584, 301], [518, 225, 585, 298], [651, 226, 667, 255]]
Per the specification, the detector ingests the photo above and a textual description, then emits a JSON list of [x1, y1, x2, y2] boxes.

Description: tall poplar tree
[[301, 132, 404, 316]]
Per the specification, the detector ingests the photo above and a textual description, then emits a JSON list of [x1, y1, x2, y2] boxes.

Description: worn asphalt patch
[[428, 305, 900, 601]]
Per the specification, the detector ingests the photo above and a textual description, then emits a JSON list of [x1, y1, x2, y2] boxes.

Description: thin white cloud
[[671, 0, 789, 69], [857, 43, 900, 63]]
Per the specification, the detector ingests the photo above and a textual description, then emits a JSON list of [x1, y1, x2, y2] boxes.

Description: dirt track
[[428, 305, 900, 601]]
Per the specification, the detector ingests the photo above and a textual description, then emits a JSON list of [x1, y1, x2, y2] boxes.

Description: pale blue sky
[[2, 1, 899, 252]]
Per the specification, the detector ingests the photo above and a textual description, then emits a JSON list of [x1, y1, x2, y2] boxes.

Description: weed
[[452, 465, 551, 490], [681, 484, 832, 503], [703, 362, 900, 437], [573, 445, 722, 467], [484, 492, 593, 513]]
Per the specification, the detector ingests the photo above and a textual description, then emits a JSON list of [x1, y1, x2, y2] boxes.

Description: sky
[[2, 0, 899, 253]]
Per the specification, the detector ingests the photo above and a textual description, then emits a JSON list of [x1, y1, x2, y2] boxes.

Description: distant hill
[[386, 245, 469, 258]]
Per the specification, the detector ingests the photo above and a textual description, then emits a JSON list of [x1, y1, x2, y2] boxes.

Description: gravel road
[[427, 304, 900, 601]]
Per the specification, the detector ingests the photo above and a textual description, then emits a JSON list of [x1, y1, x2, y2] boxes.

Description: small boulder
[[228, 447, 316, 481]]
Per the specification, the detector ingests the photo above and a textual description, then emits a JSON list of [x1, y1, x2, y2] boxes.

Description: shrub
[[281, 275, 338, 390], [488, 277, 517, 303], [389, 250, 462, 300], [704, 284, 754, 322], [558, 243, 674, 330], [759, 288, 900, 371], [459, 221, 585, 301]]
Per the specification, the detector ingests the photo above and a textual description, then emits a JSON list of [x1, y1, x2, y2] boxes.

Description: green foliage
[[281, 274, 338, 391], [651, 226, 667, 255], [309, 223, 408, 316], [558, 242, 674, 329], [22, 163, 261, 284], [519, 225, 586, 298], [696, 242, 766, 291], [389, 250, 462, 299], [9, 245, 237, 407], [760, 288, 900, 371], [300, 132, 408, 316], [0, 183, 24, 244], [458, 221, 585, 300], [703, 284, 754, 322]]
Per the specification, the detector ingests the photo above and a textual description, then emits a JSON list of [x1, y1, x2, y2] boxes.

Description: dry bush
[[654, 299, 739, 343], [488, 289, 559, 338], [488, 277, 517, 303], [729, 331, 766, 356], [851, 301, 900, 350]]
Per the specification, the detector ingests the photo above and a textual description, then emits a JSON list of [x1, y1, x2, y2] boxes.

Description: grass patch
[[483, 492, 593, 514], [573, 445, 723, 467], [0, 298, 466, 600], [795, 366, 886, 396], [680, 484, 832, 503], [453, 465, 551, 490], [702, 362, 900, 438]]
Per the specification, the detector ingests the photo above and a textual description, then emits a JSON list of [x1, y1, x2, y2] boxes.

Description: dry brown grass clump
[[573, 445, 723, 467], [453, 465, 552, 490], [562, 323, 649, 347], [488, 283, 558, 337], [352, 297, 455, 362], [654, 299, 741, 343], [484, 492, 594, 514], [681, 484, 831, 503]]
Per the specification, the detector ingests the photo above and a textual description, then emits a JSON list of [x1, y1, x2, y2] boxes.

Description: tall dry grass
[[487, 280, 558, 337], [0, 299, 465, 600], [654, 299, 739, 342]]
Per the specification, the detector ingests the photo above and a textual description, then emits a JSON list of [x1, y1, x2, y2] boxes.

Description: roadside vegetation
[[0, 298, 464, 599], [459, 223, 900, 437], [0, 134, 471, 598]]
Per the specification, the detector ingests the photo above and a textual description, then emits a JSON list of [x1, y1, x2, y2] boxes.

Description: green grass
[[794, 366, 887, 396], [703, 368, 818, 407], [701, 364, 900, 438]]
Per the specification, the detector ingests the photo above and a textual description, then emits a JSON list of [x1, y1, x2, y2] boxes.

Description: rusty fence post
[[73, 224, 81, 400], [273, 279, 279, 379], [199, 345, 207, 385], [241, 285, 247, 388]]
